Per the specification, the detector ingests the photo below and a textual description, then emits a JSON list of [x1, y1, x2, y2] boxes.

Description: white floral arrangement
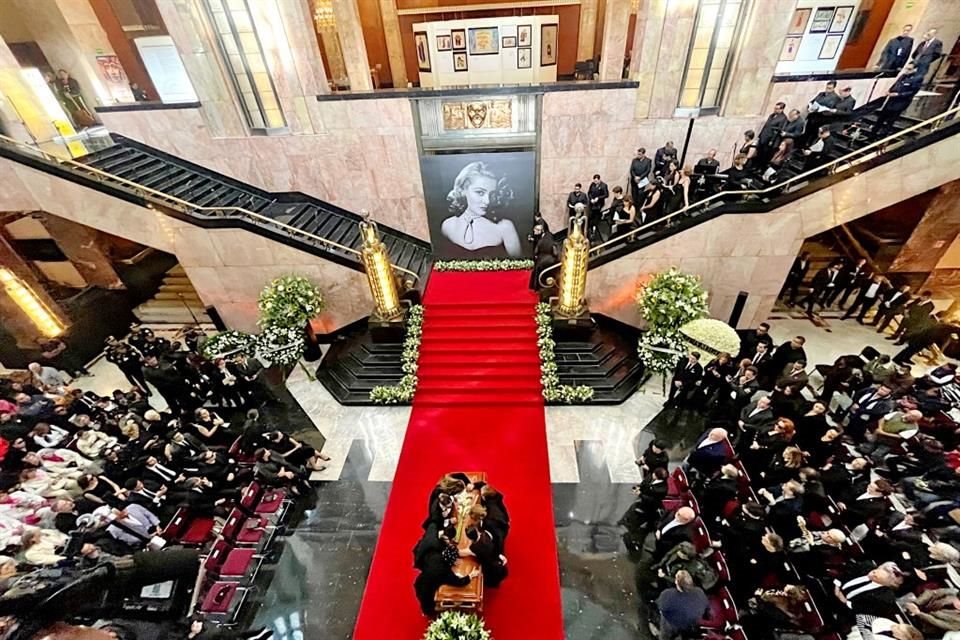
[[679, 318, 741, 357], [258, 275, 324, 329], [423, 611, 492, 640], [434, 259, 534, 272], [636, 268, 709, 377], [256, 323, 305, 367], [370, 304, 424, 404], [535, 303, 594, 404], [200, 330, 257, 360]]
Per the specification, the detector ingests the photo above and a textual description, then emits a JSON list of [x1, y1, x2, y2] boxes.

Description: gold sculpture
[[359, 214, 403, 321], [555, 205, 590, 318]]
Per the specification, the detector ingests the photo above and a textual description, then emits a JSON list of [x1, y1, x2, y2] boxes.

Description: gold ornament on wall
[[442, 100, 512, 130]]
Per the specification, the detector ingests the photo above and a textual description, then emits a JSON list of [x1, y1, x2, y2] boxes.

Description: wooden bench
[[435, 471, 486, 612]]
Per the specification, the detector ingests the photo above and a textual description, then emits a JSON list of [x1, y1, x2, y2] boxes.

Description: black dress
[[469, 530, 508, 587]]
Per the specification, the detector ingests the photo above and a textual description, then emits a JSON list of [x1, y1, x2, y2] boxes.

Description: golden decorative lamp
[[359, 213, 404, 323], [554, 204, 591, 319], [0, 267, 66, 337]]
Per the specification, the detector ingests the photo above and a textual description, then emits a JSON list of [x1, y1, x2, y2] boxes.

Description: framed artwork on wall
[[540, 24, 558, 66], [453, 52, 468, 72], [810, 7, 836, 33], [502, 36, 517, 48], [414, 31, 431, 71], [819, 33, 843, 59], [517, 25, 532, 47], [829, 6, 854, 33], [437, 35, 452, 51], [468, 27, 499, 55], [787, 8, 811, 35], [779, 36, 802, 61], [451, 29, 466, 50], [517, 47, 532, 69]]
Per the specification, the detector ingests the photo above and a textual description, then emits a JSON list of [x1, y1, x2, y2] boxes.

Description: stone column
[[598, 0, 632, 80], [379, 0, 408, 87], [39, 214, 125, 290], [577, 0, 600, 63], [13, 0, 135, 107], [154, 0, 248, 138], [320, 31, 349, 87], [249, 0, 329, 134], [0, 37, 60, 144], [0, 231, 69, 348], [723, 1, 795, 116], [889, 180, 960, 274], [331, 0, 373, 91], [634, 0, 697, 118], [632, 0, 667, 117]]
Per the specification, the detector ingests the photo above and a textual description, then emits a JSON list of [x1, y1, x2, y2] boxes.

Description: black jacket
[[587, 181, 608, 211], [879, 35, 914, 70]]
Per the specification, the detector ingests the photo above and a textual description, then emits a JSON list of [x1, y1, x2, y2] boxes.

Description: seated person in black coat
[[636, 439, 669, 477], [651, 506, 697, 558], [686, 428, 731, 479], [462, 525, 508, 587]]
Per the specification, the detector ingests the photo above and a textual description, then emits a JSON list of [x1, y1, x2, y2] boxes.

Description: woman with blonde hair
[[440, 162, 522, 257]]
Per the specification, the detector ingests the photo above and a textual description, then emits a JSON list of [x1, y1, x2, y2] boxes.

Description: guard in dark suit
[[665, 352, 703, 408], [843, 274, 887, 323], [587, 174, 609, 240], [834, 258, 868, 308], [891, 290, 934, 342], [801, 262, 842, 315], [782, 252, 812, 306], [758, 102, 788, 163], [877, 26, 914, 71], [911, 28, 943, 75], [873, 64, 924, 138], [872, 284, 912, 333]]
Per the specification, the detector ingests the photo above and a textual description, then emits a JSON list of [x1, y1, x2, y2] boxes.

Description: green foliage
[[200, 330, 257, 360], [636, 269, 709, 377], [258, 275, 324, 329], [370, 305, 423, 404], [434, 259, 535, 272], [535, 303, 594, 404], [423, 612, 492, 640]]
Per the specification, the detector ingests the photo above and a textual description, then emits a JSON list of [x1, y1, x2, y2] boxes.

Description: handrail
[[0, 133, 421, 285], [539, 103, 960, 288]]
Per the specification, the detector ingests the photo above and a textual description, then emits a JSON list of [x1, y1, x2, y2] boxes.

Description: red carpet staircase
[[353, 270, 564, 640]]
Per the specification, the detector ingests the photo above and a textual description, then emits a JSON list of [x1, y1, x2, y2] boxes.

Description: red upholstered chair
[[203, 539, 262, 583], [239, 481, 290, 522], [691, 519, 712, 552], [162, 507, 216, 546], [667, 467, 689, 496], [220, 508, 272, 549], [662, 491, 697, 514], [699, 586, 738, 630], [721, 499, 740, 520], [706, 551, 731, 586], [198, 580, 248, 625]]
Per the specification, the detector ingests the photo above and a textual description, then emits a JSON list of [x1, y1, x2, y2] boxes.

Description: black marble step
[[315, 320, 406, 405]]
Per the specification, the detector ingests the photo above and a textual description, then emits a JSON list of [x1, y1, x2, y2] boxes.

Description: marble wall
[[586, 132, 960, 329], [0, 158, 374, 333], [98, 102, 428, 240]]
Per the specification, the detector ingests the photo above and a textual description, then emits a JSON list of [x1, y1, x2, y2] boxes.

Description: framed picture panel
[[517, 47, 532, 69], [437, 35, 452, 51], [788, 8, 811, 35], [540, 24, 558, 66], [819, 33, 843, 59], [502, 36, 517, 48], [451, 29, 466, 50], [453, 51, 468, 71], [414, 31, 431, 71], [779, 36, 802, 61], [829, 6, 854, 33], [468, 27, 499, 55], [517, 25, 532, 48], [810, 7, 836, 33]]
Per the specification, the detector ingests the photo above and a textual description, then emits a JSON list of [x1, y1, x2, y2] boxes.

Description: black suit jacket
[[672, 360, 703, 386], [759, 112, 788, 147], [739, 403, 774, 431], [655, 514, 694, 555], [810, 267, 840, 294], [879, 35, 914, 70], [566, 191, 589, 213], [587, 181, 608, 211], [787, 257, 811, 283], [912, 38, 943, 68]]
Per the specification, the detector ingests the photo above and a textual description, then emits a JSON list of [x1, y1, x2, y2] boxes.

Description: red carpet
[[353, 270, 564, 640]]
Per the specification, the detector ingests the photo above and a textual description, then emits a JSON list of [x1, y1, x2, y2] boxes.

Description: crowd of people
[[0, 325, 329, 638], [621, 319, 960, 640], [413, 473, 510, 615]]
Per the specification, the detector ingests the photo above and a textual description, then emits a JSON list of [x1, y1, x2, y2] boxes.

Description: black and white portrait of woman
[[423, 152, 536, 260]]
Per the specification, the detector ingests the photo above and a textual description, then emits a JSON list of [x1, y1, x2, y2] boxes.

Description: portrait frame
[[810, 7, 836, 33], [779, 36, 802, 61], [437, 35, 452, 51], [451, 29, 466, 51], [829, 6, 854, 33], [414, 31, 431, 72], [502, 36, 517, 48], [540, 23, 558, 66], [818, 33, 843, 59], [468, 26, 499, 55], [453, 51, 469, 72], [517, 25, 532, 48], [787, 8, 811, 35], [517, 47, 532, 69]]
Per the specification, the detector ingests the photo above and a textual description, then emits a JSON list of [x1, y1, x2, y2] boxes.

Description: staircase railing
[[539, 103, 960, 288], [0, 133, 421, 285]]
